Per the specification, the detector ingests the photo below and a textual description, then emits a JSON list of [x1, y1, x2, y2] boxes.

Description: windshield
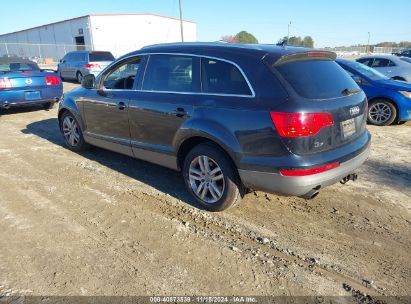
[[343, 60, 389, 81], [275, 60, 360, 99], [0, 62, 40, 73], [89, 52, 115, 62]]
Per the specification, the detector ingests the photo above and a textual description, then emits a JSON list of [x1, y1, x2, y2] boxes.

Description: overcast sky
[[1, 0, 410, 48]]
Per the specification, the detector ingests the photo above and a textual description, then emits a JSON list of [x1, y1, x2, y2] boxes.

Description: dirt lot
[[0, 82, 410, 299]]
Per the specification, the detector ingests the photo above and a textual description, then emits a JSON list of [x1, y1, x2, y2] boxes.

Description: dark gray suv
[[58, 43, 371, 211]]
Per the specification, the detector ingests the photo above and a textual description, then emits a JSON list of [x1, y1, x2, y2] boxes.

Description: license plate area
[[25, 91, 41, 101], [341, 118, 356, 138]]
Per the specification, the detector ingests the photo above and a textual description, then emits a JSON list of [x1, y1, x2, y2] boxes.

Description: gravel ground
[[0, 82, 410, 300]]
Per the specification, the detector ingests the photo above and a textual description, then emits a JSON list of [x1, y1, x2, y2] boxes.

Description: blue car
[[0, 57, 62, 110], [337, 59, 411, 126]]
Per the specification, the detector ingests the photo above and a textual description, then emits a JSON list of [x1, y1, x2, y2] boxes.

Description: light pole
[[367, 32, 371, 54], [179, 0, 184, 42], [287, 21, 291, 44]]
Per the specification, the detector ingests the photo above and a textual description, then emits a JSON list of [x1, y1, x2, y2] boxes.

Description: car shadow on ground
[[0, 105, 51, 116], [22, 117, 202, 209]]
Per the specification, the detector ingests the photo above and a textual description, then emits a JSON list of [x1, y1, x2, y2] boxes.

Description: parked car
[[392, 49, 411, 58], [400, 57, 411, 64], [0, 57, 62, 110], [356, 55, 411, 82], [58, 43, 371, 211], [57, 51, 115, 83], [337, 59, 411, 126]]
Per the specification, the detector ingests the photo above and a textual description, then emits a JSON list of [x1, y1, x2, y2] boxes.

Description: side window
[[142, 54, 196, 92], [357, 58, 373, 67], [102, 57, 141, 90], [63, 53, 72, 62], [201, 58, 252, 96], [387, 60, 396, 67], [371, 59, 389, 68]]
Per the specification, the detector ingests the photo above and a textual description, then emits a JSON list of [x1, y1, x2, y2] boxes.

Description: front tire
[[183, 143, 242, 211], [60, 111, 88, 152], [367, 99, 397, 126]]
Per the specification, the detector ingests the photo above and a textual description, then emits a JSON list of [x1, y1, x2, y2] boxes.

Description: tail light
[[270, 112, 334, 137], [0, 78, 12, 89], [84, 63, 100, 69], [280, 162, 340, 176], [45, 75, 61, 86]]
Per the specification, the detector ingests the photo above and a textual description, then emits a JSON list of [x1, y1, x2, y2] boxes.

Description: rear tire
[[43, 102, 55, 110], [59, 111, 88, 152], [183, 143, 242, 211], [391, 76, 406, 81], [76, 72, 83, 84], [367, 99, 397, 126]]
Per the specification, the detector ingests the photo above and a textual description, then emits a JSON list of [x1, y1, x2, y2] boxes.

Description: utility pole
[[367, 31, 371, 54], [179, 0, 184, 42], [287, 21, 292, 44]]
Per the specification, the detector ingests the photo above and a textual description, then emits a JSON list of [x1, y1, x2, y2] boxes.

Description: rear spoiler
[[268, 51, 337, 67], [40, 69, 58, 73]]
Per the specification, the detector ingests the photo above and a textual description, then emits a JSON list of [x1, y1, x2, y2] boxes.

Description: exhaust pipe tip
[[301, 188, 320, 200]]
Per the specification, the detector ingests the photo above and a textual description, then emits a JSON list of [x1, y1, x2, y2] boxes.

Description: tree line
[[221, 31, 315, 48]]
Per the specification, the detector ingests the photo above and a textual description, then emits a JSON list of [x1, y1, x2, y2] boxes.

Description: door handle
[[174, 107, 187, 117], [118, 101, 127, 110]]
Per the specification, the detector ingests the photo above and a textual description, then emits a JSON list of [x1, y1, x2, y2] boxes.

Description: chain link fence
[[0, 42, 143, 66], [1, 42, 408, 64]]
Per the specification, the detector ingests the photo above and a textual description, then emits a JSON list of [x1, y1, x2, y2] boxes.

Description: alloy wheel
[[62, 116, 80, 147], [369, 102, 392, 124], [188, 155, 225, 204]]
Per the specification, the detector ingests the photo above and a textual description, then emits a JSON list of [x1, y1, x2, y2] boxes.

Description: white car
[[356, 55, 411, 82]]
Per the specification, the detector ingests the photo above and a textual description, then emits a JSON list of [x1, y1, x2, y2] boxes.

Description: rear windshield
[[89, 52, 115, 62], [275, 60, 359, 99], [0, 62, 40, 73]]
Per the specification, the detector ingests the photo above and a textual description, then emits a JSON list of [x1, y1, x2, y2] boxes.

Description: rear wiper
[[341, 88, 361, 96]]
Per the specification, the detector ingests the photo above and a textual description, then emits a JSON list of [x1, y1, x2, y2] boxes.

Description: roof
[[0, 13, 195, 37], [126, 42, 317, 61]]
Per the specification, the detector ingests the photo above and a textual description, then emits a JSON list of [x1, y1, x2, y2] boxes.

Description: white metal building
[[0, 14, 197, 61]]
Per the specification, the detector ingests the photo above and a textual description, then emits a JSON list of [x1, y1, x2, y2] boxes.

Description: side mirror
[[59, 59, 65, 63], [352, 75, 362, 85], [82, 74, 96, 89]]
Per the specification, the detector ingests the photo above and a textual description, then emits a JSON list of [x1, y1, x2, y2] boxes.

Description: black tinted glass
[[357, 58, 373, 66], [371, 59, 388, 67], [143, 55, 196, 92], [276, 60, 359, 99], [201, 58, 252, 95], [89, 52, 115, 62]]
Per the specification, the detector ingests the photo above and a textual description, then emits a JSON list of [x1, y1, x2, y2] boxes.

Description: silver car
[[356, 55, 411, 82], [57, 51, 115, 83]]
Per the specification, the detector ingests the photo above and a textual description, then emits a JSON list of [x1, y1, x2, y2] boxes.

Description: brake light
[[84, 63, 100, 69], [0, 78, 11, 89], [307, 51, 329, 57], [45, 75, 61, 86], [280, 162, 340, 176], [270, 112, 334, 137]]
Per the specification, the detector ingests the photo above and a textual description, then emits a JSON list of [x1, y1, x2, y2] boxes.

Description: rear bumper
[[239, 143, 370, 197], [0, 98, 58, 108]]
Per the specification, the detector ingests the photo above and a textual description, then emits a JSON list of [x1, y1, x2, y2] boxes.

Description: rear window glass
[[0, 62, 40, 72], [201, 58, 252, 96], [275, 60, 359, 99], [89, 52, 115, 62]]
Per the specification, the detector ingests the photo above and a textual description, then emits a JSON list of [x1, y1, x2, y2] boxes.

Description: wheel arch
[[368, 96, 400, 121], [176, 135, 239, 175]]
